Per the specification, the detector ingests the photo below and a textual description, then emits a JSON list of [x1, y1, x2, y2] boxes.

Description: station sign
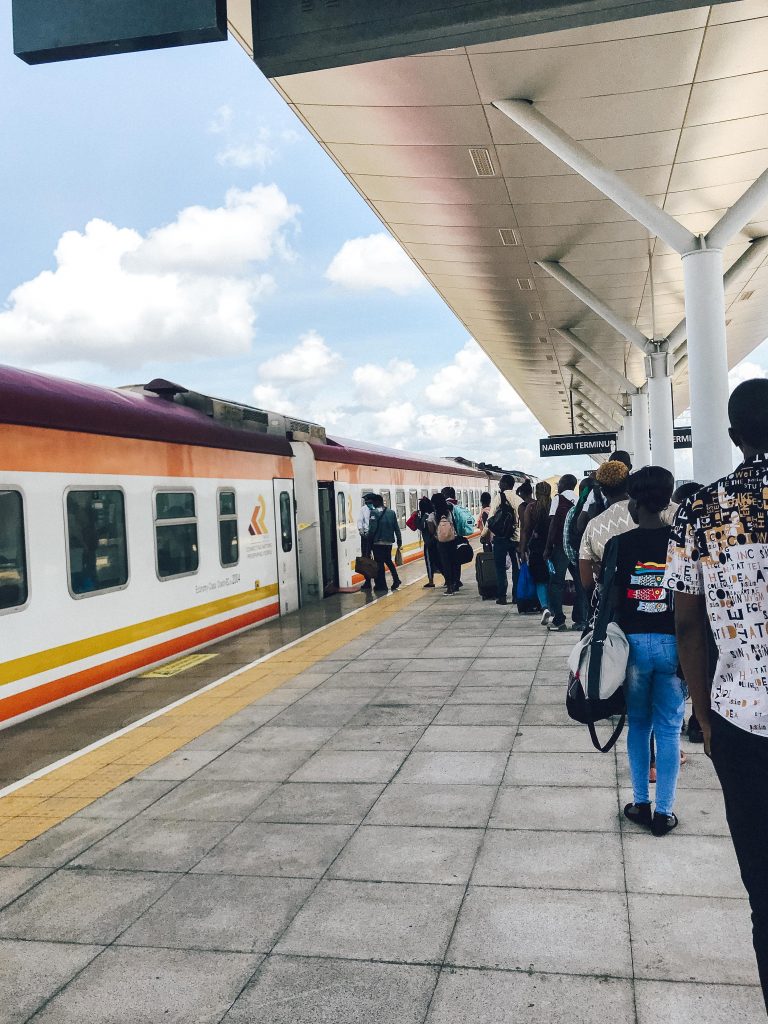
[[14, 0, 227, 64], [673, 427, 692, 449], [540, 432, 617, 458]]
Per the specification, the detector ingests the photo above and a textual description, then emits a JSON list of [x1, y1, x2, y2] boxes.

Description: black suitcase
[[475, 551, 497, 600]]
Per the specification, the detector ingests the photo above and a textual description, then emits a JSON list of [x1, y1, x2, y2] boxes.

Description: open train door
[[272, 479, 300, 614]]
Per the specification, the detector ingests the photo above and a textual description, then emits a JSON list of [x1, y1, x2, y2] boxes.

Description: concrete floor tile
[[459, 670, 533, 687], [192, 821, 354, 877], [415, 725, 516, 752], [503, 753, 618, 788], [290, 750, 407, 783], [433, 704, 523, 727], [195, 748, 314, 782], [224, 955, 438, 1024], [527, 686, 567, 705], [70, 818, 233, 872], [0, 868, 178, 943], [0, 939, 103, 1024], [397, 751, 507, 786], [621, 787, 729, 837], [118, 874, 315, 952], [225, 706, 284, 728], [233, 726, 339, 751], [514, 725, 604, 753], [327, 726, 426, 750], [330, 825, 482, 884], [365, 783, 496, 828], [249, 783, 383, 824], [520, 703, 574, 726], [491, 786, 620, 832], [140, 780, 276, 822], [270, 705, 358, 728], [471, 657, 539, 672], [405, 658, 473, 672], [473, 829, 625, 891], [76, 780, 177, 820], [389, 670, 454, 686], [629, 893, 758, 984], [346, 704, 438, 727], [426, 967, 636, 1024], [276, 879, 463, 964], [448, 886, 632, 977], [137, 749, 221, 781], [377, 687, 454, 705], [624, 834, 746, 898], [30, 946, 262, 1024], [0, 867, 51, 911], [635, 979, 766, 1023], [0, 817, 118, 868], [447, 687, 528, 705]]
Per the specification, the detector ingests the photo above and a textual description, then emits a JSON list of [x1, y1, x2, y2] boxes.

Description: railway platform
[[0, 572, 763, 1023]]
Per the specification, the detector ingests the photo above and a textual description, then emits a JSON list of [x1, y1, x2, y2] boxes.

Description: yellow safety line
[[0, 583, 425, 859], [0, 584, 279, 688]]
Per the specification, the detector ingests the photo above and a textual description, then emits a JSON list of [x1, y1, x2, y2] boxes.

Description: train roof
[[312, 435, 487, 479], [0, 365, 293, 457]]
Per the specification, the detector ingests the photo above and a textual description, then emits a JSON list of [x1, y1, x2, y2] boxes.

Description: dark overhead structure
[[13, 0, 227, 64]]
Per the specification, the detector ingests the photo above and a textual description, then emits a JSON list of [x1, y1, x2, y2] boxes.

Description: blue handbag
[[517, 562, 536, 602]]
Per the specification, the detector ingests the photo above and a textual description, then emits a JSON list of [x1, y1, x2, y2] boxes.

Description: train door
[[317, 482, 338, 593], [334, 483, 354, 588], [272, 479, 300, 613]]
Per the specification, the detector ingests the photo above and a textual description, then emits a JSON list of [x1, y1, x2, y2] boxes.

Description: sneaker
[[423, 582, 435, 589], [391, 580, 401, 591], [457, 581, 464, 589], [651, 811, 679, 837], [540, 609, 552, 626], [623, 802, 652, 828], [373, 586, 388, 594], [547, 621, 567, 632], [495, 597, 508, 605]]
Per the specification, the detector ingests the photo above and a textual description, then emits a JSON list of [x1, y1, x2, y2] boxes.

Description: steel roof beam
[[567, 364, 629, 421], [538, 261, 650, 353], [707, 168, 768, 250], [553, 328, 638, 394], [669, 236, 768, 355], [492, 99, 697, 255], [574, 387, 622, 426], [576, 407, 606, 433]]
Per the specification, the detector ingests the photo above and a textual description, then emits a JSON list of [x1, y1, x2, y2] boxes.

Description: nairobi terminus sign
[[540, 432, 617, 458]]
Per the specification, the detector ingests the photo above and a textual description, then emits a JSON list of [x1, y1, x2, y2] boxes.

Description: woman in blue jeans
[[604, 465, 683, 837]]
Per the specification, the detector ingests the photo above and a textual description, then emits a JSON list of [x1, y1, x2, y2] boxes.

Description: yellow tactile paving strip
[[0, 585, 426, 859]]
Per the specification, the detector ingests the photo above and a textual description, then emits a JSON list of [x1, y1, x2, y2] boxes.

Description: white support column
[[646, 348, 675, 474], [682, 246, 733, 483], [621, 412, 634, 458], [631, 392, 651, 468]]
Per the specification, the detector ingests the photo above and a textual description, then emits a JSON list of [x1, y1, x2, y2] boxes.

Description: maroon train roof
[[0, 365, 293, 457], [313, 435, 487, 479]]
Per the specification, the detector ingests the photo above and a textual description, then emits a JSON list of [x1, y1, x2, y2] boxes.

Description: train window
[[395, 489, 407, 528], [421, 489, 429, 499], [280, 491, 293, 552], [381, 489, 391, 509], [66, 489, 128, 597], [408, 489, 418, 514], [218, 490, 239, 567], [154, 490, 198, 579], [462, 489, 469, 508], [336, 492, 347, 543], [0, 490, 28, 611]]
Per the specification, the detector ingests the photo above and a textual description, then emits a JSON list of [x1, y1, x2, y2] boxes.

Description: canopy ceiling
[[230, 0, 768, 436]]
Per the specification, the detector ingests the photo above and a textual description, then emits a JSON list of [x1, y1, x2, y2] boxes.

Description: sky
[[0, 11, 765, 481]]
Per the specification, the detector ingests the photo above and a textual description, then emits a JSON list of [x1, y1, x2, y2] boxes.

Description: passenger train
[[0, 366, 528, 730]]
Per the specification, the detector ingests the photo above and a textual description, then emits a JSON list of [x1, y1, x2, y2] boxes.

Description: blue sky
[[0, 11, 764, 481]]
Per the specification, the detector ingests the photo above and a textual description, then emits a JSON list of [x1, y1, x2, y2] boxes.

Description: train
[[0, 365, 530, 730]]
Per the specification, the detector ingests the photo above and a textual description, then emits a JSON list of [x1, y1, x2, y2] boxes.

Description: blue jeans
[[548, 544, 571, 626], [492, 537, 518, 600], [536, 582, 549, 610], [625, 633, 686, 815]]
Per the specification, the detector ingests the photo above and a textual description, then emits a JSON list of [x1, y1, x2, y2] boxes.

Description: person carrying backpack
[[430, 492, 459, 595], [486, 474, 521, 606], [368, 496, 402, 594]]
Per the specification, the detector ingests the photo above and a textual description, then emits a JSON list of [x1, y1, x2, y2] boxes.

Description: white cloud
[[372, 401, 417, 440], [325, 233, 425, 295], [257, 330, 342, 383], [216, 142, 275, 170], [208, 104, 233, 134], [353, 358, 417, 408], [0, 186, 297, 369]]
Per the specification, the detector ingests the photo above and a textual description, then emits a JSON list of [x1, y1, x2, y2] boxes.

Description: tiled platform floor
[[0, 589, 762, 1023]]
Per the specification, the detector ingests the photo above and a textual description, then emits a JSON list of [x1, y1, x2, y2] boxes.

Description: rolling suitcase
[[475, 551, 497, 600]]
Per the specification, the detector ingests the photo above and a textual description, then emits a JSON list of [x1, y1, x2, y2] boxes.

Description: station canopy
[[227, 2, 768, 437]]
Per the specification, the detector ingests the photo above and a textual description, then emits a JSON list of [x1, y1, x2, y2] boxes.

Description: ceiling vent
[[469, 147, 495, 177], [538, 335, 548, 344], [741, 290, 754, 302], [529, 311, 544, 321], [517, 278, 534, 290], [498, 228, 519, 246]]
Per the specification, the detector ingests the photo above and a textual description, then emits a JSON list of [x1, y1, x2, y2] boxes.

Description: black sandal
[[651, 811, 679, 837], [623, 802, 652, 827]]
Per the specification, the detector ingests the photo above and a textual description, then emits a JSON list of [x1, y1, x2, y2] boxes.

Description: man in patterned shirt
[[664, 378, 768, 1008]]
